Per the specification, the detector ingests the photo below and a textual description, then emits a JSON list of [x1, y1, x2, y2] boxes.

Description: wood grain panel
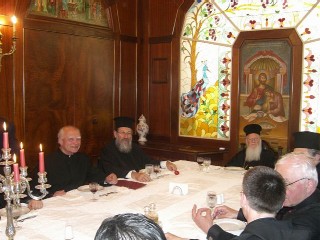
[[119, 40, 137, 120], [148, 0, 184, 37], [116, 0, 137, 36], [24, 28, 115, 168], [149, 43, 171, 138]]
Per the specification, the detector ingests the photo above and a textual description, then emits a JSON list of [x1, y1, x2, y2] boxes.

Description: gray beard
[[245, 141, 262, 162], [115, 138, 132, 153]]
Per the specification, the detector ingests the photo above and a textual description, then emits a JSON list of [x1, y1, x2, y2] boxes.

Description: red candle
[[13, 163, 20, 182], [20, 142, 26, 167], [39, 144, 45, 173], [3, 122, 9, 149]]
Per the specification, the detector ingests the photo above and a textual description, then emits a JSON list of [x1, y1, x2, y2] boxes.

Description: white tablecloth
[[0, 160, 244, 240]]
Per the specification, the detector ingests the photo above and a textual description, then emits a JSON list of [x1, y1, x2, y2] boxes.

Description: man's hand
[[166, 161, 177, 171], [53, 190, 66, 197], [212, 205, 238, 219], [165, 233, 188, 240], [191, 204, 213, 234], [28, 200, 43, 210], [131, 172, 151, 182], [106, 173, 118, 184]]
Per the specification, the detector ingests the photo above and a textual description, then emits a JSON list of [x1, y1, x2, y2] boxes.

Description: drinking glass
[[89, 182, 99, 201], [197, 157, 204, 171], [145, 164, 154, 176], [153, 165, 161, 177], [203, 159, 211, 172], [207, 191, 217, 211]]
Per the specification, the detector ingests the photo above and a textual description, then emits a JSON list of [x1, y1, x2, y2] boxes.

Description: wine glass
[[203, 159, 211, 173], [207, 191, 217, 211], [153, 165, 161, 177], [89, 182, 99, 201], [145, 164, 154, 176], [197, 157, 204, 171]]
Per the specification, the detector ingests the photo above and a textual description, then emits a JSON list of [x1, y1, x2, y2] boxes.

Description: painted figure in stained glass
[[181, 61, 210, 118]]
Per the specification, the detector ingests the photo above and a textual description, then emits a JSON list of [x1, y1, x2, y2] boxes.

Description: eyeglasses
[[117, 131, 132, 136], [285, 177, 310, 187], [247, 138, 259, 142]]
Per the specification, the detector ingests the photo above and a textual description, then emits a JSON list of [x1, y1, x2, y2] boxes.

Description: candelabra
[[0, 15, 17, 72], [0, 147, 50, 240]]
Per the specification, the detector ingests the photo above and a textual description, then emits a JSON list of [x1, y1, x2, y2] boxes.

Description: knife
[[17, 215, 37, 222]]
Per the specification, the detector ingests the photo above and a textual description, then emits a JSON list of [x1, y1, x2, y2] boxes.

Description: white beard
[[245, 141, 262, 162], [116, 138, 132, 153]]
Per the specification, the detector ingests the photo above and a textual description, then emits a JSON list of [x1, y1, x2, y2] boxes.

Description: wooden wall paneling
[[119, 39, 137, 120], [70, 37, 115, 157], [116, 0, 137, 37], [136, 0, 149, 120], [148, 0, 185, 37], [24, 29, 76, 168], [149, 45, 171, 139]]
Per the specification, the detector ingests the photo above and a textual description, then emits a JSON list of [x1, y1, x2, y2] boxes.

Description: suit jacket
[[208, 218, 311, 240]]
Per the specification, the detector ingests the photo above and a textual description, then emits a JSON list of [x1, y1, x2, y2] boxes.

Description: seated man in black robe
[[293, 131, 320, 189], [226, 123, 276, 169], [98, 116, 177, 182], [166, 165, 311, 240], [45, 125, 117, 197]]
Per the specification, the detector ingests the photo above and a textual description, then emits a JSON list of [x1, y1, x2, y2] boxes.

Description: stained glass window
[[180, 0, 320, 140]]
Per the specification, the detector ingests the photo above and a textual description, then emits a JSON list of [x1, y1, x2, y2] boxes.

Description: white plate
[[210, 165, 222, 170], [77, 185, 104, 192], [214, 218, 246, 231], [0, 206, 30, 218], [224, 167, 245, 171]]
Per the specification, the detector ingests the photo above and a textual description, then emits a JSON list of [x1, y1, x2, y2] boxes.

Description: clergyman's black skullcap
[[114, 116, 134, 129], [243, 124, 262, 136], [293, 131, 320, 150]]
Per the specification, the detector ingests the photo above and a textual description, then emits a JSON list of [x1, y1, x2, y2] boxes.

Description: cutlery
[[17, 215, 37, 222], [99, 191, 117, 197]]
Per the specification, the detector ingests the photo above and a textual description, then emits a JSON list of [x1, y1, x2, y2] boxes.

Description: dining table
[[0, 160, 245, 240]]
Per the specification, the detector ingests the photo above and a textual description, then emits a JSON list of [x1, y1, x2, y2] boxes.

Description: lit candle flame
[[20, 142, 23, 149], [11, 16, 17, 24], [40, 144, 43, 152], [3, 122, 6, 131], [13, 154, 16, 163]]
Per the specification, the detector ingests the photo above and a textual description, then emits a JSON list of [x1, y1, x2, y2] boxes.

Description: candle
[[2, 122, 9, 149], [39, 144, 45, 173], [13, 163, 20, 182], [13, 154, 20, 182], [11, 15, 17, 38], [20, 142, 26, 167]]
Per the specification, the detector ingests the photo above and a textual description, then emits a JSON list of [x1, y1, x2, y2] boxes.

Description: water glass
[[197, 157, 205, 171], [203, 159, 211, 172], [207, 191, 217, 210], [145, 164, 154, 176]]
